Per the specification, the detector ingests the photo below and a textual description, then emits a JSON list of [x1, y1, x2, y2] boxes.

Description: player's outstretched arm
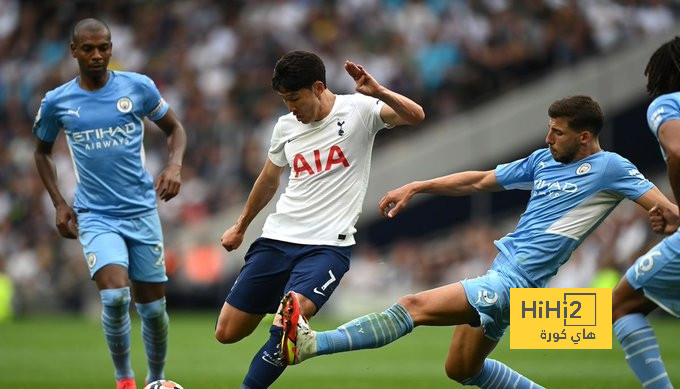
[[153, 108, 187, 202], [344, 61, 424, 127], [379, 170, 502, 218], [221, 159, 284, 251], [636, 186, 680, 235], [34, 139, 78, 239]]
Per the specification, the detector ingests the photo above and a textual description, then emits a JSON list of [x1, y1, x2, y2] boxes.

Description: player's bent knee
[[100, 287, 131, 307], [396, 293, 419, 311], [444, 349, 484, 383], [214, 304, 264, 344], [611, 282, 654, 323], [214, 317, 259, 344], [214, 331, 234, 344], [214, 326, 247, 344], [135, 298, 165, 318], [612, 304, 629, 323], [445, 361, 480, 383]]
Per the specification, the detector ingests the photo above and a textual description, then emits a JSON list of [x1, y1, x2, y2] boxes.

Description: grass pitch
[[1, 312, 678, 388]]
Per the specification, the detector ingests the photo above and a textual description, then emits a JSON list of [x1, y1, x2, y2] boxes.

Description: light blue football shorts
[[77, 210, 167, 283], [461, 253, 534, 341], [625, 232, 680, 317]]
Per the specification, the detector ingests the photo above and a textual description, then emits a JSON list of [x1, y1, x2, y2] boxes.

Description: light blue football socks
[[460, 358, 545, 388], [315, 303, 414, 355], [100, 287, 133, 381], [136, 297, 169, 383], [313, 304, 545, 389], [614, 313, 672, 389]]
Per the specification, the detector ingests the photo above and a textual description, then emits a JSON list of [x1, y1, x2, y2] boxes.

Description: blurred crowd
[[0, 0, 677, 315]]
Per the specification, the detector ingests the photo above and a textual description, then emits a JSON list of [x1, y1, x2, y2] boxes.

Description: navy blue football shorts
[[226, 237, 351, 314]]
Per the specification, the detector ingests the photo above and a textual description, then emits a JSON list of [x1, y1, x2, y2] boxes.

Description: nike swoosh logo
[[313, 288, 326, 296], [261, 352, 283, 367]]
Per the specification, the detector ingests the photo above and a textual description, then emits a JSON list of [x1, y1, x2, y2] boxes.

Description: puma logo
[[66, 107, 81, 118]]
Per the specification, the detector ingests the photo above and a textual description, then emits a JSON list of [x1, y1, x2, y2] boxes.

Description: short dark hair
[[548, 95, 604, 135], [272, 50, 326, 92], [645, 36, 680, 98], [72, 18, 111, 43]]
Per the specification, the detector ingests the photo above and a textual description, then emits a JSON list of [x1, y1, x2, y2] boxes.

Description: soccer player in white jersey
[[215, 50, 424, 388], [612, 36, 680, 389], [33, 19, 187, 389], [278, 95, 676, 388]]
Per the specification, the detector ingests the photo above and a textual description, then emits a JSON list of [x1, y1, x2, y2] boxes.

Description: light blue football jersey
[[647, 91, 680, 161], [33, 71, 169, 217], [494, 148, 653, 287]]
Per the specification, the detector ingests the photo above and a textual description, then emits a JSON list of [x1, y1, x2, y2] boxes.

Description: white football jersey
[[262, 93, 392, 246]]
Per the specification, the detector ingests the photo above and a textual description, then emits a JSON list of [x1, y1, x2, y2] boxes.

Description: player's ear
[[70, 42, 77, 57], [313, 81, 325, 97], [579, 130, 592, 143]]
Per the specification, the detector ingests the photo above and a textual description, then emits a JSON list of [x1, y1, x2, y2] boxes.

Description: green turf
[[1, 313, 678, 388]]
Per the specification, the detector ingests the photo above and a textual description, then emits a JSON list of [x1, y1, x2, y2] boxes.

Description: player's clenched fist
[[648, 203, 680, 235], [221, 224, 244, 252], [344, 61, 382, 97]]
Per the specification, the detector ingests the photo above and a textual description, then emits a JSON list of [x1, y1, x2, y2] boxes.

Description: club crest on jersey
[[117, 97, 133, 113], [576, 162, 591, 175], [337, 120, 345, 136], [86, 252, 97, 268]]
